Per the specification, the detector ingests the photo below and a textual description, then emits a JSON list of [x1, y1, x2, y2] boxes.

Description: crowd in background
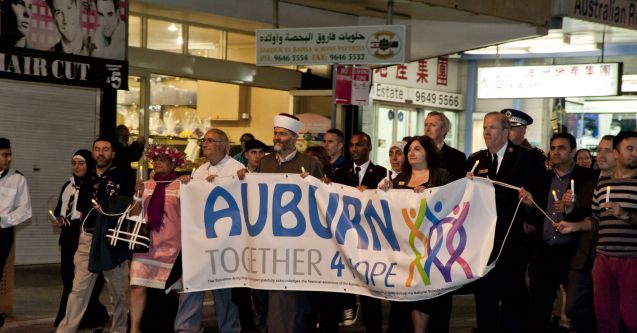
[[0, 108, 636, 333]]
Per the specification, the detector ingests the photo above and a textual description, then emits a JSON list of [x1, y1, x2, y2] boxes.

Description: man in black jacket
[[331, 132, 387, 333], [425, 111, 466, 180], [466, 112, 545, 333], [524, 132, 598, 332]]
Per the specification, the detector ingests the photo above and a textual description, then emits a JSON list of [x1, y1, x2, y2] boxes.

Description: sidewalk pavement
[[2, 264, 476, 332]]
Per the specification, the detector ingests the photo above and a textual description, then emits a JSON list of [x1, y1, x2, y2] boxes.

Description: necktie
[[488, 153, 498, 179], [354, 166, 361, 186]]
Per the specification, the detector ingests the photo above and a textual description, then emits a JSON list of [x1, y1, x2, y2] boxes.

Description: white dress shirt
[[192, 155, 245, 181], [0, 169, 32, 228]]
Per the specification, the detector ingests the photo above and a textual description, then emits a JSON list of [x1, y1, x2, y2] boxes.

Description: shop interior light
[[168, 24, 178, 32], [528, 43, 600, 53], [464, 46, 528, 54]]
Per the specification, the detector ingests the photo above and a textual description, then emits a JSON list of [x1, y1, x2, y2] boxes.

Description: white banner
[[181, 175, 496, 301]]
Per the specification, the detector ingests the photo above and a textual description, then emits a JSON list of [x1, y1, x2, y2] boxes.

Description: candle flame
[[301, 166, 306, 173]]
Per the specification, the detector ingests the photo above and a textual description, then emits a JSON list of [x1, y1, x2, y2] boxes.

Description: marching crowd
[[0, 109, 636, 333]]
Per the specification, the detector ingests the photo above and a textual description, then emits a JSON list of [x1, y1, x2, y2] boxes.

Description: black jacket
[[530, 165, 598, 264], [332, 161, 387, 190], [467, 142, 546, 266], [440, 144, 467, 181]]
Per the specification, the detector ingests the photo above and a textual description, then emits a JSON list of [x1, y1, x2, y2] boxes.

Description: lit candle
[[301, 166, 306, 173], [191, 168, 196, 177], [470, 160, 479, 174], [48, 210, 56, 220], [552, 190, 559, 201], [570, 179, 575, 202], [606, 186, 611, 203], [386, 168, 390, 181], [91, 199, 99, 207]]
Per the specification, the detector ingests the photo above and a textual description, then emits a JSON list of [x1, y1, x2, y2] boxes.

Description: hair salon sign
[[0, 0, 128, 89]]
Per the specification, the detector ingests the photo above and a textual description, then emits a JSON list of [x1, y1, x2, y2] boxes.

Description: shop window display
[[566, 112, 637, 153]]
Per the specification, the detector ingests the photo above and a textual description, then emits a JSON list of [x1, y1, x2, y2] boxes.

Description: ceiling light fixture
[[168, 24, 178, 32]]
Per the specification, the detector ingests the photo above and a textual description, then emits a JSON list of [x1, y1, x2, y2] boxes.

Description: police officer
[[501, 108, 546, 164]]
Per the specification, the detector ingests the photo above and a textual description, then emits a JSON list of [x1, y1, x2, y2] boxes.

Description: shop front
[[363, 57, 465, 167]]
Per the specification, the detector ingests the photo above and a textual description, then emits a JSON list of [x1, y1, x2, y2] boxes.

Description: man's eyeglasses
[[200, 138, 226, 144]]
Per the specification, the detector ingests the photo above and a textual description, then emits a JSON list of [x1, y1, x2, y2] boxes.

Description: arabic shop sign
[[256, 25, 407, 66], [477, 63, 622, 99]]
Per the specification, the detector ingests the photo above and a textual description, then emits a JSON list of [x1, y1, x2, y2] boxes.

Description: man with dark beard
[[57, 137, 134, 333]]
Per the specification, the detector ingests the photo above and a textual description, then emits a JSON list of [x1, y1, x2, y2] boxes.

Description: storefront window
[[128, 15, 142, 47], [116, 76, 141, 135], [147, 19, 183, 53], [227, 32, 255, 64], [188, 26, 224, 59], [565, 98, 637, 154]]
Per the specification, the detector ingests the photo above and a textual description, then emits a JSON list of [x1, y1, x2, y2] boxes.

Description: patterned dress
[[130, 180, 181, 289]]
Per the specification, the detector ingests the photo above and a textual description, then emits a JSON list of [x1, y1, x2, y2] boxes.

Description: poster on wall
[[0, 0, 128, 89]]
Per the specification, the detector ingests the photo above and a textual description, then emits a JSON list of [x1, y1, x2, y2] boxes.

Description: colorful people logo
[[402, 198, 474, 287]]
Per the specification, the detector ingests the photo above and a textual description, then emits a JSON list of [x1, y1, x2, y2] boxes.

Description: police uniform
[[0, 168, 32, 279], [466, 140, 545, 332], [502, 109, 547, 165]]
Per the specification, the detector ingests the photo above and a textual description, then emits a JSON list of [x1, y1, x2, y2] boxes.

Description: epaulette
[[468, 150, 484, 159]]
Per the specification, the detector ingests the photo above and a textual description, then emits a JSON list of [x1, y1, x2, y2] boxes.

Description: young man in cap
[[0, 138, 32, 327], [243, 139, 268, 173]]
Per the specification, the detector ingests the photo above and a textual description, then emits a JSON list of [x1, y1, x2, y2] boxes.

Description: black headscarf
[[72, 149, 96, 217]]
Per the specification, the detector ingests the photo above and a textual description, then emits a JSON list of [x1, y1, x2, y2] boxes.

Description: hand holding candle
[[552, 190, 559, 201], [570, 179, 575, 202], [301, 166, 306, 173], [470, 160, 479, 174]]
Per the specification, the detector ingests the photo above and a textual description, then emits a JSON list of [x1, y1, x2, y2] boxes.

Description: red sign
[[334, 65, 353, 104]]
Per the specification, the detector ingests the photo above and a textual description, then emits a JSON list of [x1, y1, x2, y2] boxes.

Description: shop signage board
[[334, 65, 353, 104], [621, 74, 637, 92], [0, 0, 128, 90], [568, 0, 637, 30], [256, 25, 407, 66], [373, 57, 459, 93], [477, 63, 622, 99], [412, 88, 464, 110], [351, 67, 372, 105], [370, 82, 464, 111]]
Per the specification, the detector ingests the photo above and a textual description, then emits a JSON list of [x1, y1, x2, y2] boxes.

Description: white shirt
[[0, 169, 32, 228], [353, 160, 371, 185], [192, 155, 245, 181], [58, 177, 81, 221], [492, 142, 508, 175]]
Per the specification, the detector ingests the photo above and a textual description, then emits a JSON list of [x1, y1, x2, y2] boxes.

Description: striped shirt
[[592, 176, 637, 257]]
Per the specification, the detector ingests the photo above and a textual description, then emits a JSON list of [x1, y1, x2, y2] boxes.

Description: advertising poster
[[0, 0, 128, 89]]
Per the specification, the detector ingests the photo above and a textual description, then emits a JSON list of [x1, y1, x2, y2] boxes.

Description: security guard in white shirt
[[0, 138, 32, 326]]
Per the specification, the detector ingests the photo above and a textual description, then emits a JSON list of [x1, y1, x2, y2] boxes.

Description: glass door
[[375, 105, 421, 168]]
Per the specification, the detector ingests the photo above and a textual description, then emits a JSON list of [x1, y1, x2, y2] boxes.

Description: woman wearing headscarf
[[129, 145, 183, 333], [51, 149, 109, 329]]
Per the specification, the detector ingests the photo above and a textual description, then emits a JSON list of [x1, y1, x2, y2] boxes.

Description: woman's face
[[389, 146, 404, 172], [11, 0, 32, 38], [575, 151, 593, 168], [153, 156, 174, 175], [407, 140, 427, 168], [71, 157, 87, 177]]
